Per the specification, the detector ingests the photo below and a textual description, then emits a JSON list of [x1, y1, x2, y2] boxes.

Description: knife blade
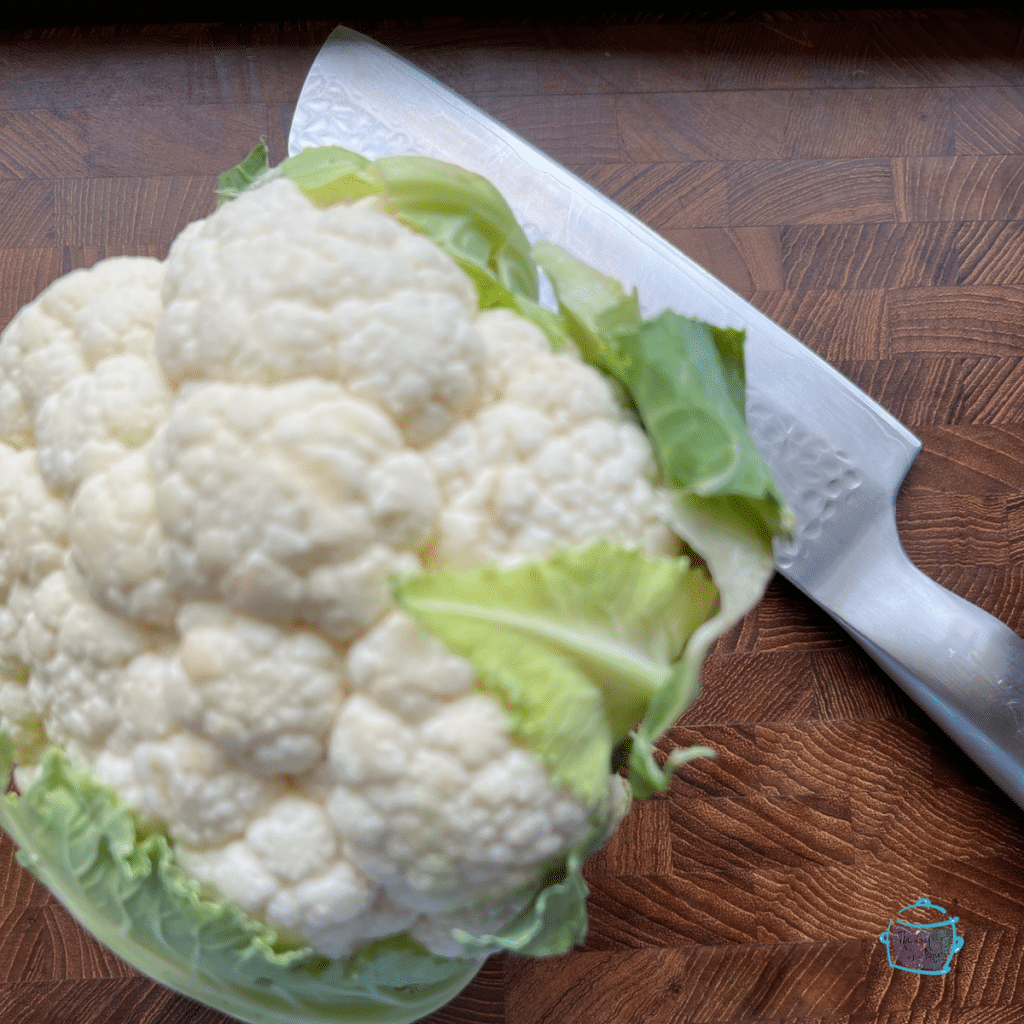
[[288, 26, 1024, 809]]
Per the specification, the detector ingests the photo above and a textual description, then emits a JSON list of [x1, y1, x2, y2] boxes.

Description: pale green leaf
[[394, 541, 717, 803], [628, 493, 778, 797], [620, 312, 793, 540], [279, 145, 376, 205], [216, 140, 274, 206], [532, 241, 638, 380], [0, 736, 482, 1024]]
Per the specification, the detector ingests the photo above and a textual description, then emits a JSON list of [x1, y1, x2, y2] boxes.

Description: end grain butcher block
[[1, 10, 1023, 1024]]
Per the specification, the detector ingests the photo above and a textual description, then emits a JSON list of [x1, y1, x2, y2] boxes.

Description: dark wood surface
[[2, 11, 1024, 1024]]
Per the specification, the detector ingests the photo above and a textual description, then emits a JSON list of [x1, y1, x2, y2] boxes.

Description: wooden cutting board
[[2, 11, 1023, 1024]]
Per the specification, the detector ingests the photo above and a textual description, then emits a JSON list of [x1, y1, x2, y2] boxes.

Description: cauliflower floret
[[122, 732, 285, 847], [346, 610, 476, 723], [425, 309, 678, 567], [35, 354, 171, 496], [0, 377, 33, 451], [175, 839, 280, 915], [178, 842, 412, 959], [326, 613, 593, 918], [174, 605, 346, 776], [0, 256, 164, 420], [304, 892, 419, 959], [156, 179, 485, 446], [150, 379, 435, 639], [109, 651, 195, 749], [0, 444, 67, 599], [246, 795, 339, 881], [476, 306, 552, 402], [263, 863, 378, 951], [168, 608, 607, 959], [69, 447, 177, 628], [0, 566, 146, 771], [0, 583, 34, 685]]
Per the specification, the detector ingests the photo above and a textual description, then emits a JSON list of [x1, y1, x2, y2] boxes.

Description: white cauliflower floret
[[69, 448, 177, 628], [35, 354, 171, 495], [125, 732, 285, 847], [426, 309, 678, 566], [266, 860, 376, 941], [0, 177, 674, 962], [0, 298, 86, 421], [174, 605, 345, 776], [246, 795, 339, 882], [156, 180, 485, 445], [0, 583, 34, 687], [0, 256, 164, 420], [110, 651, 194, 749], [327, 618, 592, 917], [179, 840, 396, 960], [476, 306, 552, 402], [300, 891, 419, 960], [19, 568, 145, 759], [0, 444, 67, 598], [150, 379, 435, 639], [172, 608, 606, 959], [175, 839, 281, 916], [0, 377, 33, 450], [346, 610, 476, 723]]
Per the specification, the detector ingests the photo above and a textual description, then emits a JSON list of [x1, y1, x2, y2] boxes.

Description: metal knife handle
[[822, 510, 1024, 804]]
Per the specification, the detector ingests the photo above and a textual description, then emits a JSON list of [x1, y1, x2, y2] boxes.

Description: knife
[[288, 26, 1024, 810]]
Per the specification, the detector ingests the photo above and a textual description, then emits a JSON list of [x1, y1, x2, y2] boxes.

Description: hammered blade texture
[[290, 73, 415, 158], [747, 396, 863, 571]]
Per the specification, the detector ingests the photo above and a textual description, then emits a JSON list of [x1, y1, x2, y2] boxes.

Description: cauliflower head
[[0, 177, 681, 961], [0, 148, 790, 1024]]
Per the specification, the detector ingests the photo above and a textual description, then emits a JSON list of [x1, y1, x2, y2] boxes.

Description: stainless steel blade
[[289, 27, 1024, 808]]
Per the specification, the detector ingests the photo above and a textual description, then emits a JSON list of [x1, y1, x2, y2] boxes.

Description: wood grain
[[885, 287, 1024, 357], [2, 11, 1024, 1024], [780, 223, 960, 291], [54, 176, 217, 247], [0, 109, 88, 179], [893, 156, 1024, 222], [664, 226, 783, 296], [571, 162, 728, 229]]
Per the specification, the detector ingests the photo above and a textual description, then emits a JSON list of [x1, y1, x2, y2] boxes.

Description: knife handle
[[823, 512, 1024, 809]]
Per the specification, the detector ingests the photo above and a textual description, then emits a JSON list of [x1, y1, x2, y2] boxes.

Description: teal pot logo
[[879, 898, 964, 975]]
